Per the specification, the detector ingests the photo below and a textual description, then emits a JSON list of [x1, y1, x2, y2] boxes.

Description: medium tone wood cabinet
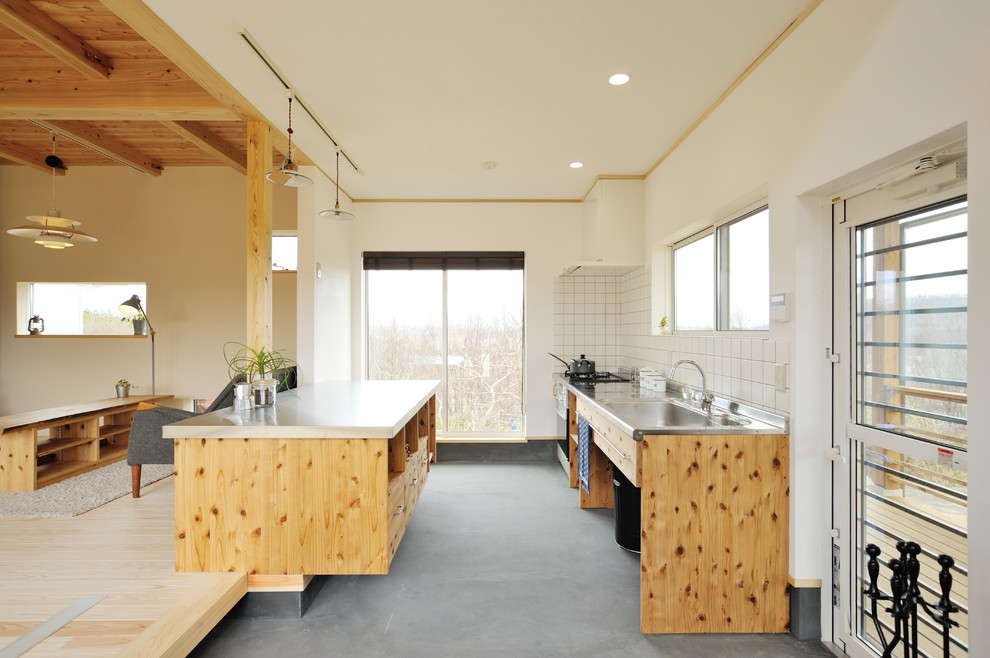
[[0, 395, 174, 491]]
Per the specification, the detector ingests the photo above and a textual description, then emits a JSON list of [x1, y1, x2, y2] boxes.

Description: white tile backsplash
[[553, 267, 791, 417]]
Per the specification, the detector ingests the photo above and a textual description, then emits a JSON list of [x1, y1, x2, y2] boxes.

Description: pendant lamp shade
[[267, 96, 312, 188], [319, 150, 355, 220], [7, 136, 98, 249]]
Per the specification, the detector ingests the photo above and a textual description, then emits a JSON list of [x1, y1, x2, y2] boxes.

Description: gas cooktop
[[566, 371, 630, 385]]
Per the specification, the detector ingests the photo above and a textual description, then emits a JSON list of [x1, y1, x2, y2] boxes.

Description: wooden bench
[[0, 395, 173, 491]]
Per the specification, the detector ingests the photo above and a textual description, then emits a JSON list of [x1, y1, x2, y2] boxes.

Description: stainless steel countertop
[[164, 380, 441, 439], [554, 373, 787, 439]]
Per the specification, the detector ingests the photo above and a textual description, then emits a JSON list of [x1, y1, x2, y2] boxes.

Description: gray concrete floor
[[191, 462, 838, 657]]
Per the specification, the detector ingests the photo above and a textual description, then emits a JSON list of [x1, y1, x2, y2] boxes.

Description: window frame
[[362, 251, 526, 439], [16, 281, 149, 337], [671, 201, 770, 334]]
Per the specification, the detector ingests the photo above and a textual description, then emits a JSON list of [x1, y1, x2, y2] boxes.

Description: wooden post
[[246, 121, 273, 350]]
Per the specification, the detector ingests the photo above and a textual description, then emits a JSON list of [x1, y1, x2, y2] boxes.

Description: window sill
[[437, 436, 528, 444], [15, 334, 148, 338]]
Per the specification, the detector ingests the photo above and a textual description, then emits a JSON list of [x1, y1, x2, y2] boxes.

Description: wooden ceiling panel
[[0, 0, 296, 175]]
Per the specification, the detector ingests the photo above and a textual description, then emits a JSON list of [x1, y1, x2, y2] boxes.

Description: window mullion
[[441, 270, 449, 436]]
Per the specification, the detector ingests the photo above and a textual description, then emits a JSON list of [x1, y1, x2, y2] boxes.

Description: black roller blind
[[362, 251, 524, 271]]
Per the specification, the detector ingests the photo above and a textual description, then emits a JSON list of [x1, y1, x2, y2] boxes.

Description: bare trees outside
[[367, 268, 524, 435]]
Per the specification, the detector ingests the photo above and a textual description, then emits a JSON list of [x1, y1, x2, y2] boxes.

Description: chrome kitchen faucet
[[668, 359, 714, 412]]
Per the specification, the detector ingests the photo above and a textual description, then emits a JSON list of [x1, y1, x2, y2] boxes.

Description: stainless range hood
[[559, 262, 643, 277]]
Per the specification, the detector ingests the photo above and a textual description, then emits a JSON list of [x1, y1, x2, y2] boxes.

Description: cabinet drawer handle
[[598, 434, 629, 461], [394, 505, 405, 516], [411, 477, 418, 485]]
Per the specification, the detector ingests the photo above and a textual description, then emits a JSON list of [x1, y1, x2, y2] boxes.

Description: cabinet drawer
[[577, 399, 640, 486], [387, 477, 406, 561], [404, 455, 425, 515]]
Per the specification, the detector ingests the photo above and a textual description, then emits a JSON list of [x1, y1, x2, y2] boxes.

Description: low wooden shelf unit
[[0, 394, 174, 491]]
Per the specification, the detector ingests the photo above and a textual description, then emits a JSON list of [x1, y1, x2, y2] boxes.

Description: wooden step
[[120, 572, 246, 657]]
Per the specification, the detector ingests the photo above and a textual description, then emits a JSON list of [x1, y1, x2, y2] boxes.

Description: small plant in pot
[[121, 313, 146, 335], [224, 342, 295, 407], [115, 379, 137, 398]]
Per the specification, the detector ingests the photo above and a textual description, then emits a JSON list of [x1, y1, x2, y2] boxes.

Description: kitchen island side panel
[[174, 436, 390, 575], [640, 433, 790, 633]]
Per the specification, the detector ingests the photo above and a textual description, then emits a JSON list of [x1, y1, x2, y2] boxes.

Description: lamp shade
[[7, 214, 97, 249], [119, 294, 144, 316]]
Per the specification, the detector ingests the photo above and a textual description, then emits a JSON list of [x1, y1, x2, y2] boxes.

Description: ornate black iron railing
[[864, 541, 959, 658]]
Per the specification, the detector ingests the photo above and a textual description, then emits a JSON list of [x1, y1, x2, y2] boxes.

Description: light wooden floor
[[0, 476, 245, 657]]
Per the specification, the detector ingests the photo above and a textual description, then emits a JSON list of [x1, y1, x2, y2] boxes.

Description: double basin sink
[[597, 397, 752, 431]]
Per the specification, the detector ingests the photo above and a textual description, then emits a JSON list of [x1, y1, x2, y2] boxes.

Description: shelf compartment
[[36, 436, 99, 459]]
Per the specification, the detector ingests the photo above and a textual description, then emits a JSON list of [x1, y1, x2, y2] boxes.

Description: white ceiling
[[143, 0, 811, 200]]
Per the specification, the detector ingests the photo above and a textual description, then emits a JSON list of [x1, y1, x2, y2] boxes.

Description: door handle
[[825, 446, 846, 464]]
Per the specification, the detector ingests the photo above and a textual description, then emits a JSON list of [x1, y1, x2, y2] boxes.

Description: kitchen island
[[555, 374, 790, 635], [163, 380, 439, 579]]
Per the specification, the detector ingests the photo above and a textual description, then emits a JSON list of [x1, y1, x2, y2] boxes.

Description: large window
[[17, 282, 148, 336], [672, 205, 769, 332], [365, 252, 524, 437]]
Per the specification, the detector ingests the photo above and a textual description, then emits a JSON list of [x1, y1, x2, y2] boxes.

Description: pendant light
[[6, 135, 97, 249], [266, 95, 312, 187], [319, 150, 355, 220]]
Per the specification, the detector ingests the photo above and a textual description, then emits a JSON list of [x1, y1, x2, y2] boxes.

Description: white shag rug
[[0, 461, 173, 519]]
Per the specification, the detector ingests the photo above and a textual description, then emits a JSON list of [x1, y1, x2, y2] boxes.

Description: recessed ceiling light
[[569, 162, 584, 169], [609, 73, 630, 86]]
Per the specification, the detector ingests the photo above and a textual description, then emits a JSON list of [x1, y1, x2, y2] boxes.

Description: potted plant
[[115, 379, 137, 398], [224, 342, 295, 407], [121, 314, 146, 335], [659, 315, 671, 335]]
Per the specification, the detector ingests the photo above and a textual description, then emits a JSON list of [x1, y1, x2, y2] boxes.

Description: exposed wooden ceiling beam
[[0, 136, 65, 175], [0, 59, 237, 121], [161, 120, 247, 174], [0, 0, 112, 79], [32, 120, 162, 176], [100, 0, 311, 164]]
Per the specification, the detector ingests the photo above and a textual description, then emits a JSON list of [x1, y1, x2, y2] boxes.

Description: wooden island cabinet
[[163, 380, 438, 578]]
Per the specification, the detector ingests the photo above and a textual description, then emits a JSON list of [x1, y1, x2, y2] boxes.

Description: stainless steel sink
[[597, 398, 751, 429]]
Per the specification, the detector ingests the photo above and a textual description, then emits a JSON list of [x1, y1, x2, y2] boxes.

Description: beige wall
[[0, 166, 298, 414]]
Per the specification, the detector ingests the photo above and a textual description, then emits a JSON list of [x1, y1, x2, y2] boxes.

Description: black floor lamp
[[119, 294, 156, 395]]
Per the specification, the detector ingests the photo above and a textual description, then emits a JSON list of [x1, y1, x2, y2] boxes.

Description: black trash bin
[[613, 467, 641, 553]]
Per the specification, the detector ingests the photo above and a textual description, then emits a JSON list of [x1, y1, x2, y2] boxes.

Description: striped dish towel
[[577, 414, 590, 494]]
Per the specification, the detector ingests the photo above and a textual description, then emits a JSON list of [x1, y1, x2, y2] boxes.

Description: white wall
[[636, 0, 990, 647], [349, 202, 582, 438], [296, 166, 352, 384]]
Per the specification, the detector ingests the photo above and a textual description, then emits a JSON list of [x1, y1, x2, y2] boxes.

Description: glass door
[[832, 194, 969, 657]]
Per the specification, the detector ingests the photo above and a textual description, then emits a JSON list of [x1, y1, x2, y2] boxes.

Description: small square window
[[272, 235, 297, 271], [672, 204, 769, 332]]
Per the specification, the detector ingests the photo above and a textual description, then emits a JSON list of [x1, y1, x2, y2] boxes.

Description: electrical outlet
[[775, 363, 787, 392]]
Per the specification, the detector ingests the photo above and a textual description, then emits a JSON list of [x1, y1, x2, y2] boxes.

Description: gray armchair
[[127, 367, 297, 497]]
